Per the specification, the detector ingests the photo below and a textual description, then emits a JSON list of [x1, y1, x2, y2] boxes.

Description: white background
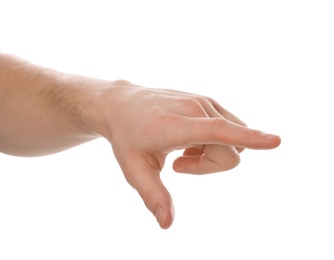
[[1, 0, 333, 259]]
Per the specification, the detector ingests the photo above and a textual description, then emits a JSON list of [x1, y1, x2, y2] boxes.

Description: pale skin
[[0, 53, 281, 229]]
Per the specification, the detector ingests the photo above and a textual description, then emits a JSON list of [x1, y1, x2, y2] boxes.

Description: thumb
[[121, 154, 175, 229]]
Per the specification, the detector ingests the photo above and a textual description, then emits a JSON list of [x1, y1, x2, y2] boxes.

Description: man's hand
[[91, 81, 281, 229], [0, 53, 280, 229]]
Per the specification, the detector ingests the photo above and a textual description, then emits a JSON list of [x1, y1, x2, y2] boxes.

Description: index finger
[[169, 117, 281, 150]]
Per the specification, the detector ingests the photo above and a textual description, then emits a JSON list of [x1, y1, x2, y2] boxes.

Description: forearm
[[0, 53, 103, 156]]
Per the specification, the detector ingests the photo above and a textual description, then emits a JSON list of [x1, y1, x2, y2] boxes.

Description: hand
[[93, 81, 281, 229], [0, 54, 281, 229]]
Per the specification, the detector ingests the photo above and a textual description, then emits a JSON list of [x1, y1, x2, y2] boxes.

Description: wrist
[[76, 78, 133, 141]]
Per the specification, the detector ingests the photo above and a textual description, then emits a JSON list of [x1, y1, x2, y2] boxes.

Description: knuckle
[[194, 95, 209, 105], [240, 121, 247, 127], [205, 145, 241, 172], [205, 96, 218, 104], [181, 98, 207, 117], [226, 151, 241, 169], [207, 97, 223, 110], [216, 147, 241, 171], [112, 79, 132, 86], [211, 117, 228, 129], [202, 118, 229, 143]]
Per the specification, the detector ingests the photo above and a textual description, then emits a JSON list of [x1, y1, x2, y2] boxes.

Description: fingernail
[[155, 206, 163, 224], [262, 132, 277, 141]]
